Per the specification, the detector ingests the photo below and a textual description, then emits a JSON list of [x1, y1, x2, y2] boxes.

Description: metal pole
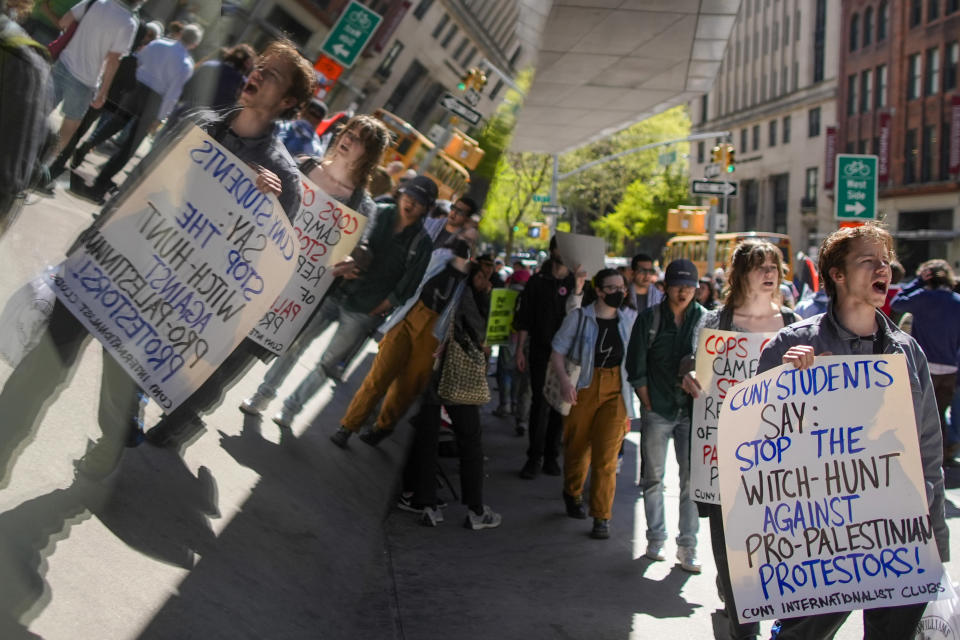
[[548, 153, 559, 238], [706, 201, 717, 277], [422, 115, 453, 175]]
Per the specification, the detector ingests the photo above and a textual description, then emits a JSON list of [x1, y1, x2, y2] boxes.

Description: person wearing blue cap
[[626, 257, 706, 573]]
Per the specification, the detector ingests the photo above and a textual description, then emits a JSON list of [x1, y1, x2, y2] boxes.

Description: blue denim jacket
[[551, 303, 638, 419]]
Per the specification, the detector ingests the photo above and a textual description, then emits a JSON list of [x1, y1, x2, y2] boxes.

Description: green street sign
[[319, 0, 382, 69], [532, 194, 549, 202], [658, 150, 677, 166], [835, 154, 878, 220]]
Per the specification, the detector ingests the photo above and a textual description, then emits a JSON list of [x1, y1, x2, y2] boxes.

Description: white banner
[[691, 328, 776, 504], [52, 126, 297, 411], [718, 355, 951, 623], [247, 174, 367, 354]]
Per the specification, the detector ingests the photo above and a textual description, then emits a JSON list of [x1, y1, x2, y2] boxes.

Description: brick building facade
[[838, 0, 960, 272]]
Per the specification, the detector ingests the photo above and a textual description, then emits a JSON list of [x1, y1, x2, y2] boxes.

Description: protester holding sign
[[626, 258, 706, 572], [550, 268, 637, 540], [238, 115, 392, 424], [755, 224, 948, 639], [682, 240, 799, 639], [143, 39, 319, 447]]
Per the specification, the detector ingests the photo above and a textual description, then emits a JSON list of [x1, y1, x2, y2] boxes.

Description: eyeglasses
[[451, 205, 472, 215], [636, 268, 657, 275]]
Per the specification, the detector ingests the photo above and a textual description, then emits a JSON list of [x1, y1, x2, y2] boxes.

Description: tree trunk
[[505, 227, 514, 260]]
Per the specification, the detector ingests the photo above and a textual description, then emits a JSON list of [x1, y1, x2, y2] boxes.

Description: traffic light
[[457, 67, 488, 91], [710, 146, 722, 164], [724, 144, 736, 173]]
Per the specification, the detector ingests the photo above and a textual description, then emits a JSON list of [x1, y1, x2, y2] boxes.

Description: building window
[[849, 13, 859, 51], [949, 0, 959, 13], [858, 139, 868, 154], [753, 124, 761, 150], [453, 36, 469, 61], [878, 1, 889, 39], [761, 74, 767, 101], [929, 0, 940, 20], [441, 23, 458, 48], [741, 128, 749, 151], [911, 0, 922, 26], [875, 64, 888, 107], [771, 70, 777, 97], [375, 40, 404, 77], [697, 141, 705, 164], [793, 61, 799, 90], [462, 46, 477, 68], [942, 123, 952, 179], [700, 94, 709, 123], [860, 70, 872, 112], [489, 79, 504, 100], [808, 107, 821, 137], [796, 9, 801, 41], [926, 47, 940, 95], [847, 74, 858, 115], [783, 115, 791, 143], [864, 7, 873, 45], [763, 25, 769, 54], [773, 21, 779, 49], [905, 129, 918, 183], [784, 14, 790, 45], [743, 180, 758, 230], [813, 0, 826, 82], [908, 53, 922, 99], [772, 174, 789, 234], [769, 120, 777, 146], [755, 30, 760, 58], [946, 42, 959, 91], [805, 167, 818, 204], [782, 65, 788, 93], [921, 125, 936, 181], [413, 0, 433, 19], [744, 36, 750, 61], [431, 14, 448, 38]]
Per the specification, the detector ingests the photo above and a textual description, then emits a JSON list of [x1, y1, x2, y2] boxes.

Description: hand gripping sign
[[51, 126, 298, 411], [247, 173, 367, 354], [718, 355, 952, 623], [691, 329, 776, 504]]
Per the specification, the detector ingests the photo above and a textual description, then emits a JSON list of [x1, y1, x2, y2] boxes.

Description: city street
[[0, 188, 958, 639]]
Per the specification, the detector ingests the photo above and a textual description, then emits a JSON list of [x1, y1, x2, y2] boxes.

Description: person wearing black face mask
[[549, 268, 638, 539]]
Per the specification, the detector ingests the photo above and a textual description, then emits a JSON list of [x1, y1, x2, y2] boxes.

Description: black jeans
[[0, 300, 139, 479], [776, 602, 926, 639], [706, 504, 760, 639], [407, 402, 483, 508], [94, 82, 162, 188], [526, 344, 562, 462], [153, 339, 263, 431]]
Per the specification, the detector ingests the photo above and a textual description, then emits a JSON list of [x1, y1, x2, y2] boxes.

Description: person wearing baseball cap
[[625, 257, 707, 572], [398, 175, 438, 210]]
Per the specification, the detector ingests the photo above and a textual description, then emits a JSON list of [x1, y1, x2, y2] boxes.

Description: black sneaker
[[542, 457, 561, 476], [330, 426, 352, 448], [358, 427, 394, 447], [519, 458, 540, 479], [563, 491, 587, 519], [590, 518, 610, 539], [68, 173, 107, 205]]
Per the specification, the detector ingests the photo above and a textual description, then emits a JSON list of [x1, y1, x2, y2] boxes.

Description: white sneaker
[[677, 545, 701, 573], [421, 506, 444, 527], [272, 409, 294, 428], [239, 392, 271, 415], [464, 505, 502, 530], [644, 543, 665, 561]]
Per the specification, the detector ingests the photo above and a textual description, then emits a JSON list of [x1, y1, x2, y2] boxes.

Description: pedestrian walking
[[402, 261, 502, 530], [552, 268, 637, 539], [891, 259, 960, 466], [627, 253, 663, 312], [682, 240, 800, 638], [757, 223, 949, 639], [626, 258, 706, 572]]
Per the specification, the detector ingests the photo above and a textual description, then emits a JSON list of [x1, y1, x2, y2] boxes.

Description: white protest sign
[[718, 355, 951, 623], [247, 174, 367, 354], [691, 328, 776, 504], [52, 126, 298, 411], [555, 231, 606, 278]]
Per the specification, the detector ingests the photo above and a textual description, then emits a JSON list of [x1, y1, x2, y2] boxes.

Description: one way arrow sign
[[844, 201, 866, 216], [438, 93, 483, 126], [691, 179, 738, 197]]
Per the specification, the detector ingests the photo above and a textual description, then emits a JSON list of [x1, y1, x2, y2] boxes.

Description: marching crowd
[[0, 1, 958, 638]]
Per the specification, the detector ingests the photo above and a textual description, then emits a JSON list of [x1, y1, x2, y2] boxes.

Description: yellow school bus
[[663, 232, 794, 280], [372, 109, 471, 201]]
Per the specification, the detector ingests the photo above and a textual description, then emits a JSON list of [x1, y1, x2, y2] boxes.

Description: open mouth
[[763, 280, 775, 287], [242, 81, 260, 96], [872, 280, 888, 294]]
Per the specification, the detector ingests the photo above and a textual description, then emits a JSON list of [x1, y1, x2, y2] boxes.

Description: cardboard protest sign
[[51, 126, 297, 411], [247, 174, 367, 354], [555, 232, 606, 278], [485, 288, 518, 345], [691, 328, 777, 504], [718, 355, 951, 623]]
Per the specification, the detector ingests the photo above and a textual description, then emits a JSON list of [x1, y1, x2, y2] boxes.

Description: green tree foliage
[[480, 151, 551, 258], [558, 106, 691, 254]]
